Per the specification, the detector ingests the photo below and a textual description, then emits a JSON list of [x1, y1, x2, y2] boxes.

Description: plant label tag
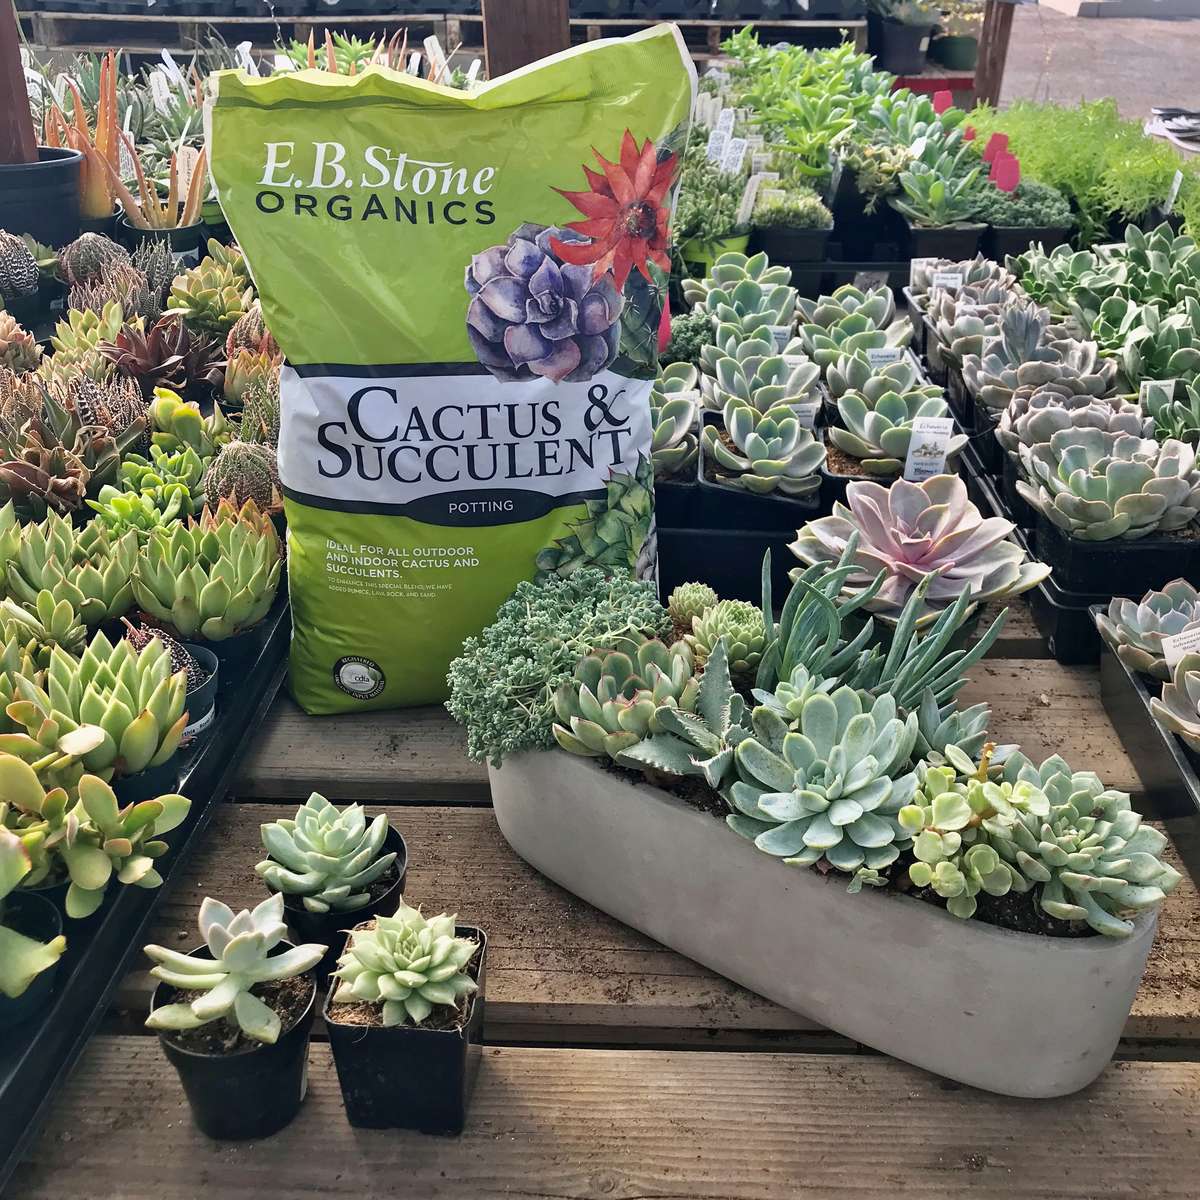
[[717, 107, 736, 135], [759, 187, 787, 205], [758, 171, 781, 184], [1140, 379, 1177, 408], [423, 35, 449, 84], [706, 129, 728, 163], [853, 270, 890, 291], [746, 134, 766, 150], [783, 354, 809, 368], [904, 416, 955, 482], [721, 137, 748, 176], [1163, 626, 1200, 671], [1165, 169, 1184, 215], [909, 256, 938, 287], [866, 347, 904, 368], [466, 58, 483, 83], [750, 151, 773, 173], [768, 324, 794, 352], [736, 175, 762, 226], [792, 399, 821, 430], [919, 36, 931, 52], [932, 270, 964, 291], [175, 144, 201, 199]]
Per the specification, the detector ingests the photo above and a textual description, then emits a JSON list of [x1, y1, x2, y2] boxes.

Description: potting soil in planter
[[207, 27, 695, 711]]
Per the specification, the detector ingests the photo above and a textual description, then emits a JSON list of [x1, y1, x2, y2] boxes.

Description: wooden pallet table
[[9, 599, 1200, 1198]]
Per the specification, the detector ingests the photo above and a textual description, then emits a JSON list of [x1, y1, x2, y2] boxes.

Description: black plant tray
[[1096, 616, 1200, 818], [1026, 574, 1104, 665], [0, 597, 292, 1193], [1001, 451, 1037, 530], [659, 527, 796, 605], [901, 286, 927, 359]]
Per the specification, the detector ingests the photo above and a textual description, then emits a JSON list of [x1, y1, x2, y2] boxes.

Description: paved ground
[[1001, 6, 1200, 115]]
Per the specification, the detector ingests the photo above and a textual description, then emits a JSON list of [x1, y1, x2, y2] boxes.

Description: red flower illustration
[[551, 130, 678, 291]]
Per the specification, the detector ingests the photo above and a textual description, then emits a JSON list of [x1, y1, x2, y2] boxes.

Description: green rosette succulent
[[166, 257, 254, 337], [0, 592, 87, 659], [120, 444, 209, 512], [256, 793, 398, 914], [830, 387, 965, 477], [680, 250, 793, 309], [87, 484, 190, 542], [666, 582, 717, 630], [709, 338, 820, 416], [132, 505, 282, 641], [552, 637, 698, 762], [145, 894, 325, 1044], [148, 388, 232, 458], [702, 399, 825, 496], [331, 899, 479, 1027], [687, 259, 798, 341], [0, 826, 66, 999], [686, 599, 764, 678], [798, 313, 911, 372], [723, 686, 920, 889], [1095, 580, 1200, 681], [650, 363, 700, 480], [995, 389, 1147, 457], [825, 355, 923, 403]]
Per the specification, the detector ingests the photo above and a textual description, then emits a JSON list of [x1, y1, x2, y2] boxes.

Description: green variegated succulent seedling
[[723, 686, 920, 890], [984, 753, 1183, 937], [649, 363, 701, 479], [330, 899, 479, 1027], [702, 400, 825, 496], [1096, 580, 1200, 681], [0, 826, 66, 999], [685, 599, 764, 679], [145, 894, 325, 1044], [830, 386, 965, 477], [552, 637, 698, 762], [256, 793, 399, 914]]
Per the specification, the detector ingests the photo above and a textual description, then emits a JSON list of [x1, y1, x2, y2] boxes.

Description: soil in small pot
[[157, 973, 314, 1056], [824, 442, 890, 481]]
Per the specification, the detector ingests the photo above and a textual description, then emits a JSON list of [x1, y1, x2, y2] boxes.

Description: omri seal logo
[[333, 656, 386, 700]]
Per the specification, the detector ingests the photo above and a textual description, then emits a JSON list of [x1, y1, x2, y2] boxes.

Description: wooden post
[[482, 0, 570, 78], [0, 0, 37, 164], [975, 0, 1015, 108]]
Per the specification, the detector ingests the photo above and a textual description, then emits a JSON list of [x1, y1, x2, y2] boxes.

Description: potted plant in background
[[0, 0, 82, 249], [106, 140, 208, 263], [978, 180, 1076, 259], [673, 132, 750, 280], [0, 826, 66, 1026], [144, 894, 325, 1140], [867, 0, 940, 75], [931, 0, 984, 71], [325, 900, 486, 1134], [749, 186, 834, 265], [891, 154, 987, 259], [256, 793, 408, 975]]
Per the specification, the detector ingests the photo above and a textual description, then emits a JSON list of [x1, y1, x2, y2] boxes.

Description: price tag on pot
[[866, 347, 904, 368], [1163, 626, 1200, 672], [792, 399, 821, 430], [706, 128, 728, 163], [721, 137, 748, 176], [1140, 379, 1177, 408], [768, 324, 795, 352], [903, 416, 955, 482], [932, 270, 964, 291]]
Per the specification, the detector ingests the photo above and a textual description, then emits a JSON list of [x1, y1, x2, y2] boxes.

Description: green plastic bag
[[207, 27, 695, 712]]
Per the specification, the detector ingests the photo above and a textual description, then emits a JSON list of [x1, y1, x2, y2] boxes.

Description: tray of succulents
[[0, 598, 291, 1192]]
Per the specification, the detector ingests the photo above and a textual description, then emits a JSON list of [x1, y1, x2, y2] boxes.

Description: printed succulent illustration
[[331, 900, 479, 1027], [256, 793, 398, 914], [791, 474, 1050, 623], [535, 456, 655, 581], [465, 223, 625, 384], [1017, 429, 1200, 540], [1096, 580, 1200, 681]]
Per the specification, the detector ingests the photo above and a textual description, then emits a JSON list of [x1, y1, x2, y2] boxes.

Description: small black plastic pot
[[0, 893, 63, 1031], [868, 14, 935, 74], [0, 148, 82, 248], [749, 225, 832, 265], [180, 643, 219, 741], [945, 364, 973, 427], [984, 225, 1073, 260], [1025, 573, 1104, 665], [113, 754, 182, 806], [78, 210, 119, 239], [1033, 515, 1200, 598], [116, 215, 204, 265], [1001, 452, 1037, 530], [929, 33, 979, 70], [205, 619, 273, 688], [269, 825, 409, 980], [654, 476, 697, 528], [894, 210, 987, 261], [152, 945, 317, 1140], [970, 395, 1003, 475], [325, 926, 486, 1134], [658, 526, 796, 604], [901, 286, 927, 358]]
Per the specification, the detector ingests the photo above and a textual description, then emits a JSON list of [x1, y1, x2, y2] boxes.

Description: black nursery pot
[[868, 14, 935, 74], [180, 643, 220, 741], [0, 148, 82, 248], [113, 753, 181, 806], [896, 211, 987, 261], [654, 477, 696, 528], [116, 215, 204, 265], [985, 225, 1073, 260], [0, 894, 63, 1031], [272, 825, 409, 979], [1001, 453, 1037, 530], [658, 526, 796, 605], [1033, 515, 1200, 598], [78, 210, 119, 239], [152, 945, 317, 1140], [324, 926, 487, 1134], [749, 225, 832, 265], [206, 618, 272, 686]]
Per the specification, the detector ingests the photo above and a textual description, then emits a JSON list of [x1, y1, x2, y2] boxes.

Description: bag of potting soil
[[206, 27, 695, 713]]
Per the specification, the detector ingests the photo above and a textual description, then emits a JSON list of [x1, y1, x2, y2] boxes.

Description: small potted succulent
[[890, 157, 987, 260], [144, 894, 326, 1140], [867, 0, 940, 75], [749, 187, 834, 265], [650, 362, 702, 527], [0, 827, 66, 1026], [324, 899, 486, 1134], [256, 792, 408, 974], [123, 620, 219, 742], [107, 141, 208, 263], [978, 180, 1075, 260], [673, 132, 751, 279]]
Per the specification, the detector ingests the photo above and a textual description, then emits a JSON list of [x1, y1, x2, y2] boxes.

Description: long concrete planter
[[489, 751, 1157, 1098]]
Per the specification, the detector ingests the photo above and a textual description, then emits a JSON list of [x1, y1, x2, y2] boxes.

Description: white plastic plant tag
[[183, 706, 216, 739], [423, 36, 449, 84], [716, 107, 736, 135], [866, 347, 904, 368], [904, 416, 955, 481], [735, 175, 762, 227], [175, 144, 201, 198], [932, 270, 964, 291], [758, 171, 781, 184], [919, 36, 931, 52], [407, 51, 423, 76], [466, 58, 483, 83], [235, 41, 260, 77], [909, 257, 937, 288], [768, 325, 794, 352], [746, 134, 765, 150], [792, 399, 821, 430], [854, 270, 890, 291], [783, 354, 809, 368], [1163, 626, 1200, 672], [706, 129, 728, 163], [721, 137, 748, 175], [1141, 379, 1177, 408], [1165, 169, 1184, 215], [750, 152, 773, 173], [147, 69, 172, 115], [759, 187, 787, 204]]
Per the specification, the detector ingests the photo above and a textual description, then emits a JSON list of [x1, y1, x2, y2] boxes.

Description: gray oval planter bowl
[[490, 751, 1157, 1098]]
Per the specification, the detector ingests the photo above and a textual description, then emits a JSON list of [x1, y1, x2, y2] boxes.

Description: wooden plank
[[482, 0, 569, 77], [13, 1039, 1200, 1200], [979, 599, 1046, 658], [119, 804, 1200, 1043], [1, 0, 37, 163]]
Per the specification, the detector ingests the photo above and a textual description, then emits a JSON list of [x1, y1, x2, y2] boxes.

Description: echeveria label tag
[[792, 399, 821, 430], [720, 137, 748, 175], [932, 270, 964, 291], [768, 324, 794, 352], [706, 128, 728, 162], [1140, 379, 1177, 407], [866, 347, 904, 368], [903, 416, 956, 481], [1163, 626, 1200, 671]]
